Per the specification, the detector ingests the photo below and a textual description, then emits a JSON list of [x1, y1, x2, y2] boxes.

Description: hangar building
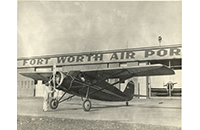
[[17, 44, 182, 98]]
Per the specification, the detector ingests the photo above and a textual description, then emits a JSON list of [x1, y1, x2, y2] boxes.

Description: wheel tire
[[50, 99, 59, 109], [83, 100, 91, 111], [126, 101, 129, 106]]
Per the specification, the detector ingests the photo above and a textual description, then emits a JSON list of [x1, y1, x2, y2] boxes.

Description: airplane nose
[[50, 71, 73, 90], [50, 71, 64, 89]]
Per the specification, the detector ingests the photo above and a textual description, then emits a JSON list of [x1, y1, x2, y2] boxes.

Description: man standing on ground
[[43, 81, 55, 112]]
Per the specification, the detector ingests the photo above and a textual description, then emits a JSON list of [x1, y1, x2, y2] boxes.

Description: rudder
[[123, 80, 135, 100]]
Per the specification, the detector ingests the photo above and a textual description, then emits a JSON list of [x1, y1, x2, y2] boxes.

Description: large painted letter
[[23, 59, 29, 65], [76, 55, 84, 62], [68, 56, 75, 63], [93, 54, 103, 61], [57, 57, 67, 63], [126, 51, 135, 59], [44, 58, 50, 64], [157, 49, 167, 57], [30, 59, 36, 65], [145, 50, 155, 58], [86, 53, 93, 61], [110, 52, 119, 60], [170, 48, 181, 56], [37, 59, 43, 65]]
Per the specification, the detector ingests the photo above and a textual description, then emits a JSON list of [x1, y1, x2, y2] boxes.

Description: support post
[[33, 83, 36, 97], [169, 84, 172, 98], [138, 83, 140, 99], [149, 81, 151, 99], [146, 76, 149, 98], [147, 62, 151, 99]]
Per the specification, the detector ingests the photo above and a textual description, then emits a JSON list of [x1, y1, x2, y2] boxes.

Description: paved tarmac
[[17, 97, 181, 127]]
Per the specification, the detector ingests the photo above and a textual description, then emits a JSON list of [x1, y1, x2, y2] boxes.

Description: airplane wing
[[19, 71, 52, 81], [81, 64, 174, 81], [19, 64, 174, 82]]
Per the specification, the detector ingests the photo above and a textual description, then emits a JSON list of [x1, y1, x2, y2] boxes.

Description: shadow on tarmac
[[52, 103, 181, 112]]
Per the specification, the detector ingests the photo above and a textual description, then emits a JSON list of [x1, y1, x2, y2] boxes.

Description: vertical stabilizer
[[123, 81, 135, 100]]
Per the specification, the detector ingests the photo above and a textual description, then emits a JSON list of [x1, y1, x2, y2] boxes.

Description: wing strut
[[59, 94, 75, 104], [88, 75, 132, 96], [79, 69, 126, 94]]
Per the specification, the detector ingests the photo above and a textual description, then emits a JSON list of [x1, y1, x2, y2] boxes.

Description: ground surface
[[17, 97, 181, 130], [17, 115, 181, 130]]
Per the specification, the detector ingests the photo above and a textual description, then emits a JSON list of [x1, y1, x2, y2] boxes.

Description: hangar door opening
[[149, 59, 182, 97]]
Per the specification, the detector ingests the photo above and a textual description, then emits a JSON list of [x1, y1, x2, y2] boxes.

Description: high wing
[[20, 71, 52, 81], [81, 64, 174, 81], [19, 64, 174, 82]]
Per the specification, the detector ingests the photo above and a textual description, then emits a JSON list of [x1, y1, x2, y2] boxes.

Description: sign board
[[17, 46, 182, 68]]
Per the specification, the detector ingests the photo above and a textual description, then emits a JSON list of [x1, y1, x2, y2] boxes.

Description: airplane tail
[[123, 81, 135, 101]]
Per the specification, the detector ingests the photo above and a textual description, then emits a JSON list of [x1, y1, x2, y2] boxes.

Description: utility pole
[[158, 36, 162, 46]]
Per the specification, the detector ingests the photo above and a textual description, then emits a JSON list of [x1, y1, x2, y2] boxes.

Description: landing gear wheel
[[126, 101, 129, 106], [83, 100, 91, 111], [50, 99, 59, 109]]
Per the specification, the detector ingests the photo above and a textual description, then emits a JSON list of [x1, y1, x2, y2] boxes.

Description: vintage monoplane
[[20, 64, 174, 111]]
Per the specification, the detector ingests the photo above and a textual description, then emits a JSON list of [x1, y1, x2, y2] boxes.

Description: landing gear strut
[[82, 87, 92, 111], [49, 92, 75, 110]]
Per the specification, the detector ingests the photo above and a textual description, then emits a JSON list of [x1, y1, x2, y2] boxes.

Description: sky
[[17, 1, 182, 58]]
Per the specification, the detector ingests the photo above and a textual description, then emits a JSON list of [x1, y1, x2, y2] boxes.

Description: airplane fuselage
[[52, 71, 134, 102]]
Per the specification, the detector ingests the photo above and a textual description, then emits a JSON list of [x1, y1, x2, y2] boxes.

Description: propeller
[[52, 63, 56, 90]]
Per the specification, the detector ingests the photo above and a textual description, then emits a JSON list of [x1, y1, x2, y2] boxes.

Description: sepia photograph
[[16, 0, 182, 129]]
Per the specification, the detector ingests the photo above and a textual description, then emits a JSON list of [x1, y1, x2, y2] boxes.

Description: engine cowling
[[50, 71, 73, 91]]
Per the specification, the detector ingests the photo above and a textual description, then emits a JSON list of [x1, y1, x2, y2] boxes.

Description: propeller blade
[[52, 63, 56, 89]]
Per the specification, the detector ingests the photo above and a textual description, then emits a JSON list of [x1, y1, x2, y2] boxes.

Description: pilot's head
[[79, 73, 85, 82]]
